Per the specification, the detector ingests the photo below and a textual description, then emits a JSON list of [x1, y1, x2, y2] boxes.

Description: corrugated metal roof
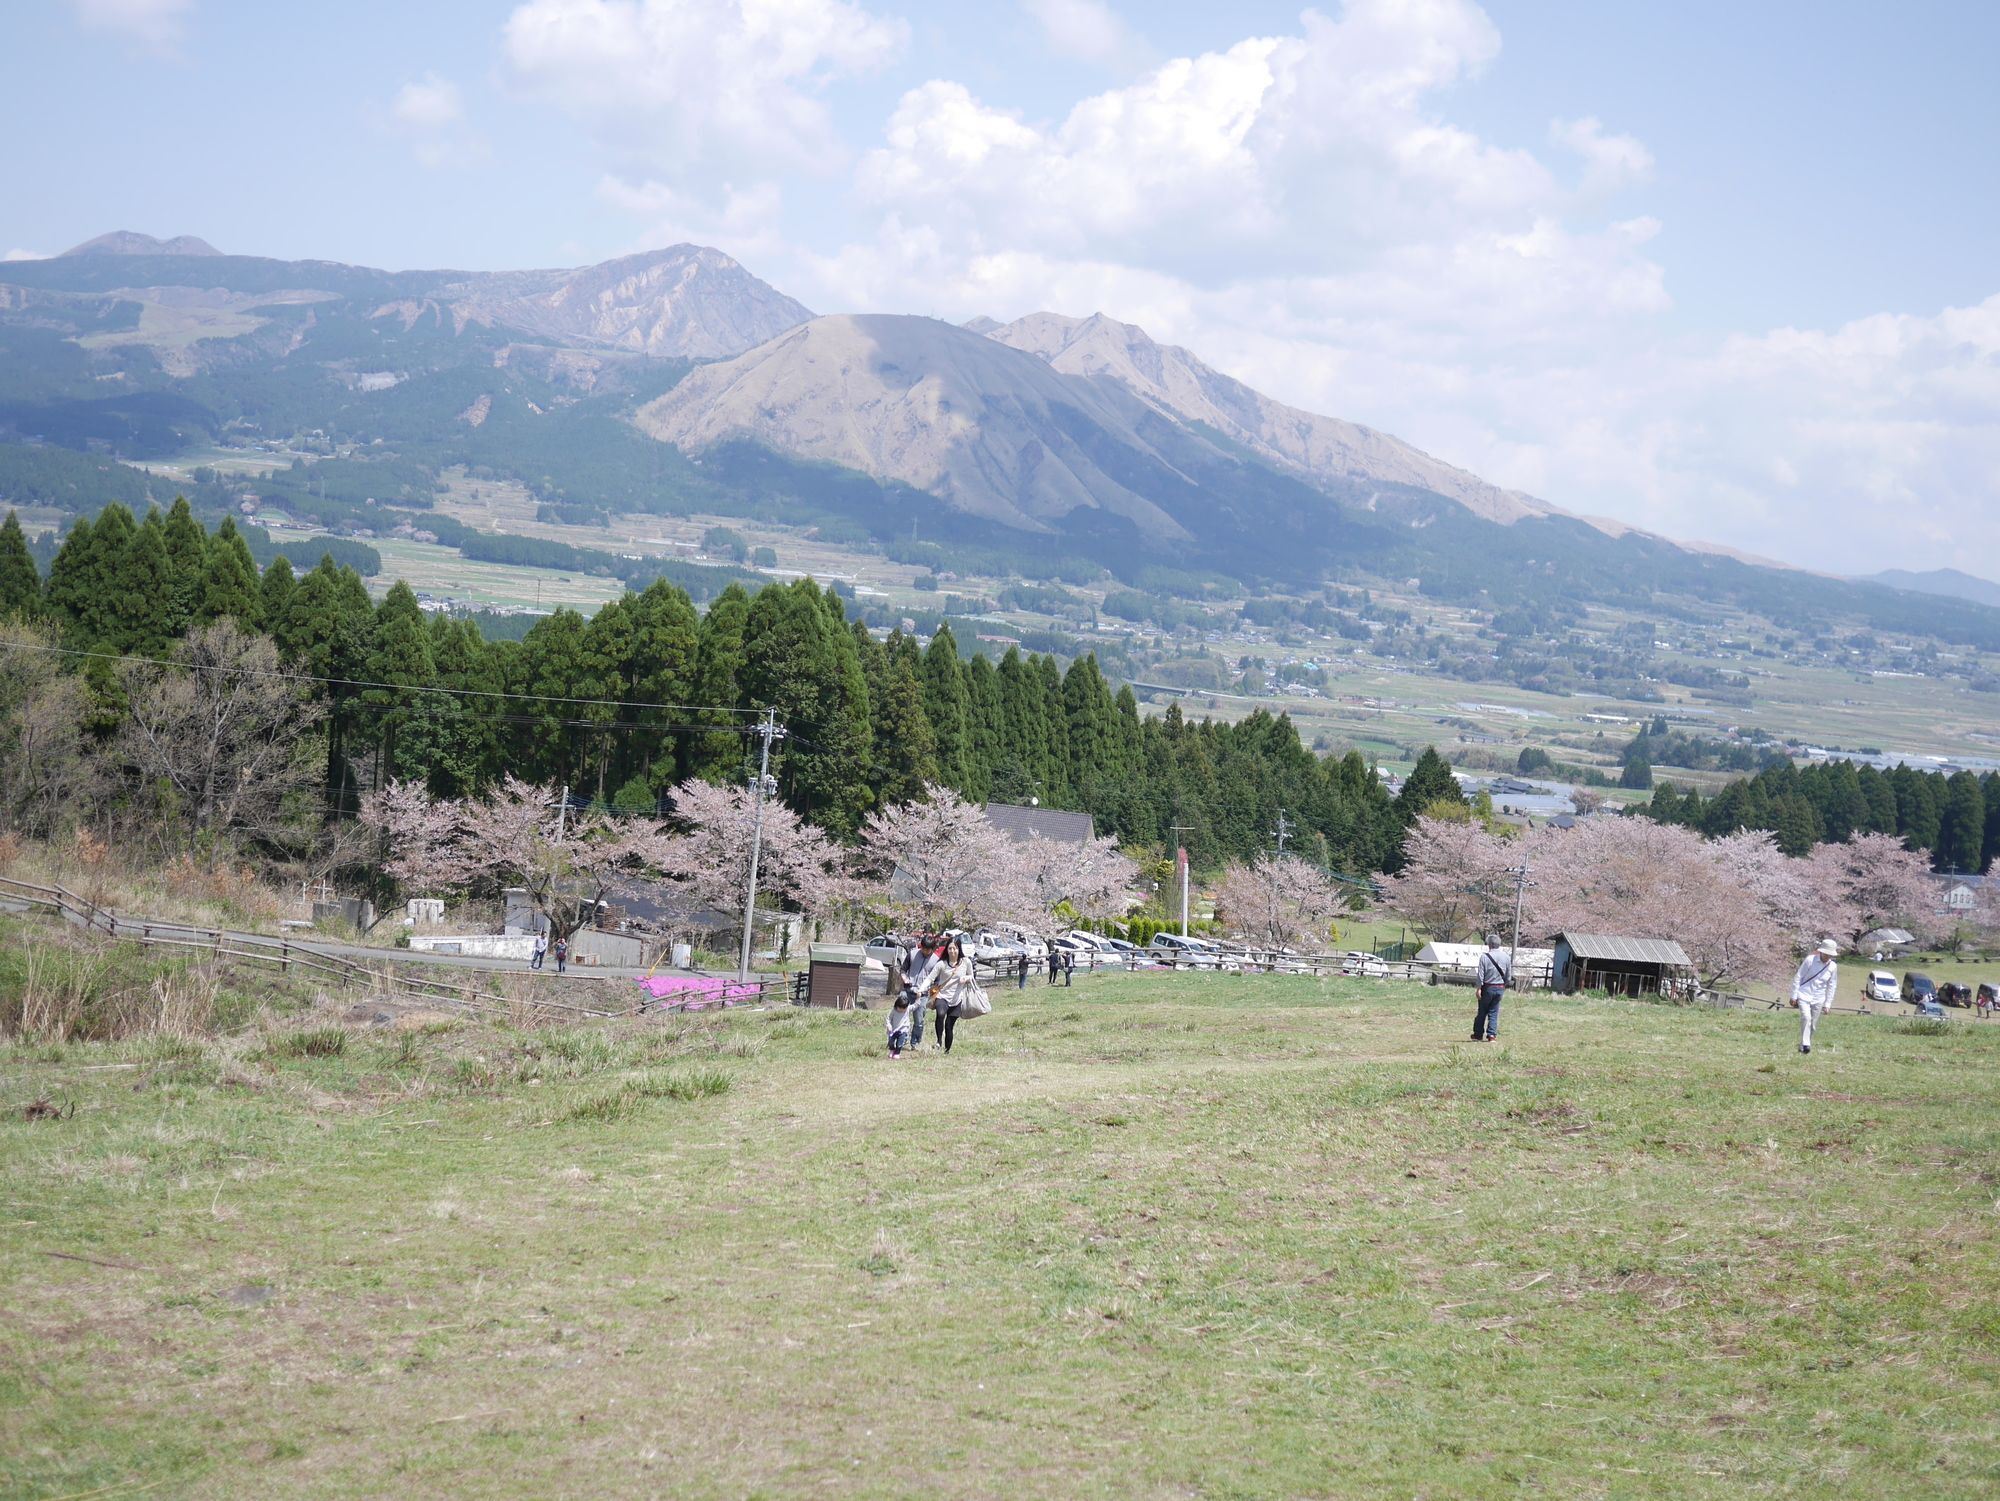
[[1557, 933, 1692, 966], [983, 802, 1096, 845]]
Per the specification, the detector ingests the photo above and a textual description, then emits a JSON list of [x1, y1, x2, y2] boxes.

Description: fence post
[[281, 940, 289, 973]]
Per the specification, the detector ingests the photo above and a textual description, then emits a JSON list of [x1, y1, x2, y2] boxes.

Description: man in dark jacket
[[1473, 933, 1510, 1042]]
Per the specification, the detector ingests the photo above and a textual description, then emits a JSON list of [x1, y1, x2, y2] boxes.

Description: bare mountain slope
[[636, 314, 1203, 536], [439, 246, 812, 360], [61, 231, 223, 258], [984, 311, 1558, 526]]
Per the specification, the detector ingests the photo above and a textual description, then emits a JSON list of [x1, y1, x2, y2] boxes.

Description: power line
[[0, 637, 766, 717]]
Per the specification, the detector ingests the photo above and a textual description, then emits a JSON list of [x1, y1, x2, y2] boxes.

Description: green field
[[5, 965, 1998, 1498]]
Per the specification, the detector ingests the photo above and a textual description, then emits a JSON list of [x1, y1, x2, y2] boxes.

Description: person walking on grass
[[906, 935, 942, 1050], [935, 935, 976, 1054], [1792, 938, 1839, 1055], [1472, 932, 1510, 1043], [887, 988, 914, 1059]]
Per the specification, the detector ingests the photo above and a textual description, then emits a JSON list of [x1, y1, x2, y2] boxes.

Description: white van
[[1864, 970, 1898, 1003]]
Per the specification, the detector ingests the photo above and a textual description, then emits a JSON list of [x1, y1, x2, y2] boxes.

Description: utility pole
[[737, 710, 784, 983], [556, 784, 569, 841], [1507, 862, 1535, 986], [1170, 820, 1194, 938], [1271, 808, 1293, 856]]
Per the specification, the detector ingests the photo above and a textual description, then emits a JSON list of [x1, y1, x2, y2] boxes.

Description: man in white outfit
[[1791, 938, 1839, 1055]]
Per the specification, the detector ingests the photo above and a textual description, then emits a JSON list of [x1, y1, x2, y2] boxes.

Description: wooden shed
[[1551, 933, 1695, 997], [805, 943, 866, 1009]]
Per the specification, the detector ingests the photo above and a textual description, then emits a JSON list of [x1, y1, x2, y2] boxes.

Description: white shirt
[[938, 955, 976, 1008], [1792, 955, 1838, 1009]]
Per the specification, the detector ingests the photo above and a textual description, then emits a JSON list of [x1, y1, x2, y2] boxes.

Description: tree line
[[1641, 755, 2000, 873], [0, 502, 1418, 876]]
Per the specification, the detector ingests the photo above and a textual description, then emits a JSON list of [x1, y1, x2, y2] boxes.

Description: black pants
[[938, 1006, 958, 1053], [1472, 988, 1502, 1040]]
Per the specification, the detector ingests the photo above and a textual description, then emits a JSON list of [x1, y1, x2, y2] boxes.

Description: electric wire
[[0, 636, 768, 716]]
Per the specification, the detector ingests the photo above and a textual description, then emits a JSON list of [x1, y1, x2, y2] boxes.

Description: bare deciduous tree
[[118, 622, 321, 860], [0, 622, 99, 840]]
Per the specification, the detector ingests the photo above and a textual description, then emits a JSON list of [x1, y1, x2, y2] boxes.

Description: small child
[[887, 987, 915, 1058]]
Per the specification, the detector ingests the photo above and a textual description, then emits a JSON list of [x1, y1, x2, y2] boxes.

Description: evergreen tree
[[921, 623, 971, 792], [963, 653, 1006, 802], [1935, 770, 1987, 874], [685, 583, 750, 783], [512, 608, 592, 788], [197, 516, 262, 628], [1395, 747, 1463, 823], [872, 645, 938, 806], [1033, 653, 1071, 803], [627, 579, 701, 792], [40, 513, 94, 628], [1857, 764, 1899, 834], [1619, 751, 1653, 790], [1771, 793, 1822, 857], [1983, 772, 2000, 874], [0, 511, 39, 618], [114, 511, 179, 654], [282, 557, 377, 812], [258, 554, 296, 631], [366, 581, 435, 783], [161, 496, 207, 633]]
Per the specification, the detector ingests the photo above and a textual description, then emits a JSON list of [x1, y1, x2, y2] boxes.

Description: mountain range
[[1856, 568, 2000, 611], [2, 232, 1997, 650]]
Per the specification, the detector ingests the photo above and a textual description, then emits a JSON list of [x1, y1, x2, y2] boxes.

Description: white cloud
[[1021, 0, 1149, 69], [385, 71, 486, 169], [3, 249, 50, 262], [393, 73, 464, 131], [1551, 115, 1654, 192], [69, 0, 190, 54], [503, 0, 906, 189], [551, 0, 1994, 573]]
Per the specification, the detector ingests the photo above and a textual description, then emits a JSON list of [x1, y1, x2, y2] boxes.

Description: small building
[[1551, 933, 1695, 998], [1415, 941, 1556, 988], [805, 943, 865, 1009]]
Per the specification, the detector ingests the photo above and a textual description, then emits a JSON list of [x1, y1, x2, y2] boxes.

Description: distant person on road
[[935, 936, 975, 1054], [530, 932, 547, 971], [1472, 933, 1511, 1042], [1792, 938, 1839, 1055], [553, 935, 569, 975]]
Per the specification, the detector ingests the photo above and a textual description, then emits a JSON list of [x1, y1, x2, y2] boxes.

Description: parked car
[[1148, 932, 1220, 968], [1341, 951, 1390, 977], [1939, 982, 1973, 1008], [862, 934, 906, 966], [1863, 970, 1899, 1003], [993, 923, 1048, 963], [970, 930, 1027, 964], [1901, 972, 1938, 1006]]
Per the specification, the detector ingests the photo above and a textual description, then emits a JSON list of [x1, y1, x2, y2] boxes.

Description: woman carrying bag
[[935, 935, 982, 1054]]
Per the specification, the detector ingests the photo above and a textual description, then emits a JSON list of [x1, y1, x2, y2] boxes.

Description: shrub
[[268, 1027, 348, 1058]]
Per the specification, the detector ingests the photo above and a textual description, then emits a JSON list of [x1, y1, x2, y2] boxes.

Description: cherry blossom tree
[[648, 777, 852, 923], [1019, 831, 1138, 928], [1518, 818, 1793, 989], [362, 775, 656, 940], [1214, 854, 1344, 949], [1381, 815, 1517, 942], [1804, 832, 1941, 953], [855, 783, 1038, 930]]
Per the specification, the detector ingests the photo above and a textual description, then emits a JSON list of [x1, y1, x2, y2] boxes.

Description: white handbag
[[959, 984, 992, 1018]]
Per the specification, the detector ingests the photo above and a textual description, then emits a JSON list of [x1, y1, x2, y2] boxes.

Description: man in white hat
[[1791, 938, 1839, 1055]]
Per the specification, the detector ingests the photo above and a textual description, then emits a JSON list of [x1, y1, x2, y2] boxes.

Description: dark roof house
[[983, 802, 1095, 845]]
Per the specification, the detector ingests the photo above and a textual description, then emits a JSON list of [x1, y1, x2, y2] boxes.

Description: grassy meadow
[[4, 965, 1998, 1499]]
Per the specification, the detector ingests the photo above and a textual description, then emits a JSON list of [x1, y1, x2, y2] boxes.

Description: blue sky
[[5, 0, 1998, 569]]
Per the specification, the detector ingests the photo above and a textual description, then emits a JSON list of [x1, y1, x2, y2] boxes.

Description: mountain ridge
[[1858, 567, 2000, 610]]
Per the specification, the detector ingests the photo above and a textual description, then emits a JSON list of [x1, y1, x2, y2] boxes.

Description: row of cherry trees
[[1384, 815, 1946, 988], [361, 778, 1138, 943]]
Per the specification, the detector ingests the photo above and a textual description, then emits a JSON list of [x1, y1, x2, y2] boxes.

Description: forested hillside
[[0, 502, 1407, 876]]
